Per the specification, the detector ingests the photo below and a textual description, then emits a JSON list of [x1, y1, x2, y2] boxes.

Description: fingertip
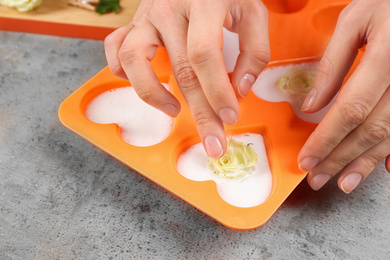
[[238, 73, 256, 97], [386, 155, 390, 173], [204, 135, 225, 159], [309, 173, 332, 191], [158, 103, 181, 117], [301, 88, 318, 112], [218, 107, 238, 125], [230, 50, 269, 103], [298, 157, 321, 172], [107, 65, 128, 81], [339, 172, 363, 194]]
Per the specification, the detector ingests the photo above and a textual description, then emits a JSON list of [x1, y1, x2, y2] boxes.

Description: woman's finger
[[229, 0, 270, 97], [104, 24, 135, 80], [307, 87, 390, 190], [117, 21, 181, 117], [337, 136, 390, 193], [301, 2, 369, 113], [187, 0, 239, 126], [158, 7, 227, 158]]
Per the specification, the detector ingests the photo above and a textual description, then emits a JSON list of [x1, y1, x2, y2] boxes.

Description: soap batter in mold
[[252, 61, 337, 123], [177, 133, 272, 208], [85, 85, 173, 147]]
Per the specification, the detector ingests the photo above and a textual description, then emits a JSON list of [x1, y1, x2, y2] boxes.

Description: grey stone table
[[1, 30, 389, 260]]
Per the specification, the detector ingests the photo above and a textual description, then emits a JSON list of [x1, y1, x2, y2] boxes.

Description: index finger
[[187, 0, 240, 126], [157, 7, 227, 158]]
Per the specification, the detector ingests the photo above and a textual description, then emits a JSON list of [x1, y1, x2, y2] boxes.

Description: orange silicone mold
[[59, 0, 364, 230]]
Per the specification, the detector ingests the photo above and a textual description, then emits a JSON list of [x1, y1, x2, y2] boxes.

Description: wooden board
[[0, 0, 140, 39]]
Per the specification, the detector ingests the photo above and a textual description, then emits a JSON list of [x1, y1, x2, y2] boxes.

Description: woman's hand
[[104, 0, 270, 158], [298, 0, 390, 193]]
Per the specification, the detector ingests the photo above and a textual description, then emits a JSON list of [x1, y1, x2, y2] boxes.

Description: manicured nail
[[299, 157, 320, 172], [341, 173, 362, 194], [301, 88, 318, 111], [310, 173, 332, 191], [204, 136, 223, 158], [238, 73, 256, 97], [219, 107, 237, 125], [158, 103, 179, 117]]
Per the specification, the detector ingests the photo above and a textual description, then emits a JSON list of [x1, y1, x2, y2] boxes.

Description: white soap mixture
[[252, 61, 337, 123], [177, 133, 273, 208], [85, 86, 173, 147]]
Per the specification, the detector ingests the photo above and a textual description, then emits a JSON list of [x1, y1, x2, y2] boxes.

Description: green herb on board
[[96, 0, 120, 14]]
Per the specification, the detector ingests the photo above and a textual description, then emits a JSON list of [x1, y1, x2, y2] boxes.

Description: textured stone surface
[[1, 31, 390, 260]]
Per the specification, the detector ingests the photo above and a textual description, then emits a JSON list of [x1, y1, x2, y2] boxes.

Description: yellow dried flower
[[276, 67, 316, 95], [208, 138, 257, 181]]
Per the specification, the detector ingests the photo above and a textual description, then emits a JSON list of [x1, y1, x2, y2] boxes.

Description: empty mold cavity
[[84, 84, 174, 147], [252, 58, 336, 123], [262, 0, 309, 13], [312, 4, 347, 36], [176, 128, 274, 208]]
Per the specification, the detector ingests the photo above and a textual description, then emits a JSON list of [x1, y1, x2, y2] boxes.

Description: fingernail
[[238, 74, 256, 97], [219, 108, 237, 125], [158, 104, 179, 117], [341, 173, 362, 194], [299, 157, 320, 172], [204, 136, 223, 159], [301, 88, 318, 112], [310, 173, 332, 191]]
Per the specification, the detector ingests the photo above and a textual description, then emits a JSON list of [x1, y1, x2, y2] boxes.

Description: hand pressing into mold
[[298, 0, 390, 194], [104, 0, 270, 159]]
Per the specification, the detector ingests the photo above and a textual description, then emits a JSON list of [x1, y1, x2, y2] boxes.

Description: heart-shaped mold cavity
[[262, 0, 310, 13], [312, 4, 347, 36], [84, 84, 174, 147], [176, 130, 274, 208], [252, 58, 336, 123]]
